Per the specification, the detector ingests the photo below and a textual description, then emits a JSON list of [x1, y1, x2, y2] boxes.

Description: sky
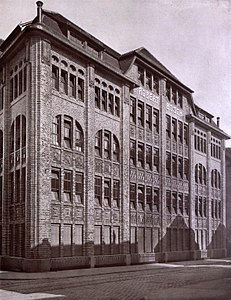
[[0, 0, 231, 146]]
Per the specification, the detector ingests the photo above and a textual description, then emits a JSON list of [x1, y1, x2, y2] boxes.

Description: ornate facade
[[0, 2, 230, 271]]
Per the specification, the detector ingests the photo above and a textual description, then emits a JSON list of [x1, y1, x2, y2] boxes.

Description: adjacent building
[[226, 148, 231, 256], [0, 2, 230, 271]]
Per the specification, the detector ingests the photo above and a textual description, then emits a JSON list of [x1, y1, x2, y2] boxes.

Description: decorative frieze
[[137, 213, 145, 225], [145, 214, 152, 226], [94, 208, 102, 222], [51, 147, 61, 164], [130, 126, 136, 138], [95, 159, 103, 174], [130, 212, 137, 225], [63, 151, 72, 166], [113, 164, 120, 178], [154, 134, 159, 147], [130, 168, 136, 181], [146, 172, 152, 184], [64, 206, 72, 220], [104, 210, 111, 224], [153, 174, 160, 186], [74, 207, 84, 221], [51, 204, 60, 219], [104, 161, 111, 175], [138, 128, 144, 140], [112, 211, 120, 224], [146, 131, 152, 143], [138, 170, 145, 182], [75, 153, 84, 168]]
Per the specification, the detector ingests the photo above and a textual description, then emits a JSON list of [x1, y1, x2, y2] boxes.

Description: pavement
[[1, 258, 231, 300], [1, 258, 231, 280]]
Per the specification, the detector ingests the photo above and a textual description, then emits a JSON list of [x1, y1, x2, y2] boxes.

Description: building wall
[[0, 16, 229, 271]]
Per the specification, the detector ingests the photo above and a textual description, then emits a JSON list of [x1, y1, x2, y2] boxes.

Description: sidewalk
[[1, 258, 231, 281]]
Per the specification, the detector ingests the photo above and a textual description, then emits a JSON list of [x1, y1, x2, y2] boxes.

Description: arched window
[[195, 163, 206, 185], [63, 116, 72, 149], [75, 121, 84, 152], [16, 115, 21, 150], [211, 169, 221, 189]]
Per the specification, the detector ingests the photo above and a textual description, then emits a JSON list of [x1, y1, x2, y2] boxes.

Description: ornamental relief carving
[[51, 205, 60, 219], [146, 131, 152, 143], [104, 210, 111, 224], [154, 214, 160, 226], [95, 159, 103, 173], [113, 164, 120, 178], [130, 168, 136, 181], [74, 207, 84, 221], [137, 213, 145, 225], [130, 126, 136, 138], [145, 214, 152, 225], [138, 170, 145, 182], [130, 212, 136, 225], [154, 134, 159, 146], [104, 162, 111, 175], [63, 151, 72, 166], [138, 128, 144, 140], [64, 206, 72, 220], [113, 211, 120, 224], [52, 148, 61, 164], [75, 153, 84, 168], [146, 172, 152, 184], [94, 208, 102, 222]]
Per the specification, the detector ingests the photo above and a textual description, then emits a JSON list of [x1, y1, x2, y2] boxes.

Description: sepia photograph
[[0, 0, 231, 299]]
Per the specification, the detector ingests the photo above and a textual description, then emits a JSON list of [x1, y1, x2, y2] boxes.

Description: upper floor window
[[137, 101, 144, 127], [130, 183, 136, 209], [211, 169, 221, 189], [0, 130, 3, 161], [95, 130, 120, 162], [95, 176, 102, 206], [130, 140, 136, 167], [52, 115, 84, 152], [153, 109, 159, 134], [51, 168, 60, 201], [211, 137, 221, 159], [10, 63, 27, 102], [146, 105, 152, 131], [146, 186, 152, 211], [10, 115, 26, 153], [130, 97, 136, 124], [95, 78, 120, 117], [194, 129, 206, 153], [137, 143, 144, 168], [75, 172, 83, 204], [138, 185, 144, 210], [137, 66, 159, 94], [64, 170, 72, 202], [195, 163, 206, 185]]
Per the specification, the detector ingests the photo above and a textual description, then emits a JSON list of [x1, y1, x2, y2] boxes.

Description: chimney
[[36, 1, 43, 23], [217, 117, 220, 127]]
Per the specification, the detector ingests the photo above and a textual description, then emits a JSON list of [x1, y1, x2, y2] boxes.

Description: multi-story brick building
[[0, 2, 230, 271], [226, 148, 231, 256]]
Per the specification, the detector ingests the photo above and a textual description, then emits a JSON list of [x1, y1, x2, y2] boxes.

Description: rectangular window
[[172, 192, 177, 213], [172, 155, 177, 177], [78, 78, 84, 101], [137, 101, 144, 127], [178, 157, 183, 179], [104, 131, 110, 160], [137, 143, 144, 168], [102, 90, 107, 111], [14, 73, 18, 99], [166, 83, 170, 100], [166, 115, 171, 138], [10, 78, 14, 102], [95, 86, 100, 108], [113, 137, 119, 162], [130, 140, 136, 167], [51, 169, 60, 201], [195, 196, 199, 217], [75, 172, 83, 204], [63, 224, 72, 257], [104, 226, 111, 254], [74, 225, 83, 256], [199, 196, 203, 217], [172, 118, 177, 141], [184, 194, 189, 215], [130, 183, 136, 209], [52, 115, 61, 146], [178, 193, 183, 214], [104, 179, 111, 207], [21, 167, 26, 203], [138, 185, 144, 210], [60, 69, 68, 94], [138, 67, 144, 85], [178, 121, 183, 143], [172, 88, 177, 104], [178, 92, 183, 108], [113, 180, 120, 208], [69, 74, 76, 98], [203, 197, 207, 217], [130, 97, 136, 123], [184, 124, 189, 145], [64, 170, 72, 202], [146, 186, 152, 211], [108, 93, 114, 114], [146, 145, 152, 171], [15, 169, 20, 203], [115, 96, 120, 117], [153, 74, 159, 94], [19, 70, 23, 95], [146, 71, 152, 90], [23, 66, 27, 92], [51, 224, 60, 257], [95, 176, 102, 206], [153, 148, 159, 172], [166, 191, 171, 213], [146, 105, 152, 130], [153, 109, 159, 134], [154, 188, 159, 212], [95, 131, 102, 157], [166, 152, 171, 176], [64, 118, 72, 148], [184, 159, 189, 180], [94, 225, 102, 255]]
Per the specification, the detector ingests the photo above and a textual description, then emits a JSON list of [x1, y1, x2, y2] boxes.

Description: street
[[1, 259, 231, 300]]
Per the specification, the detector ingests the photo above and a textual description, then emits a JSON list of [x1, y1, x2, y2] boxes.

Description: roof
[[120, 47, 193, 93]]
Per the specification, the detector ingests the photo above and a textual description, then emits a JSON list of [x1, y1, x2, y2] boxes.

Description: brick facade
[[0, 2, 230, 271]]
